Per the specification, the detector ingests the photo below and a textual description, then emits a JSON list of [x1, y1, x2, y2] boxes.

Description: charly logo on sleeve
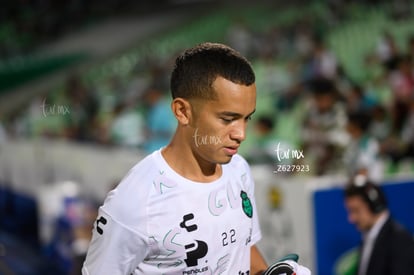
[[240, 191, 253, 218]]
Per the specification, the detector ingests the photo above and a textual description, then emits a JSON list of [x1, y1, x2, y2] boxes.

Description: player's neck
[[161, 138, 222, 183]]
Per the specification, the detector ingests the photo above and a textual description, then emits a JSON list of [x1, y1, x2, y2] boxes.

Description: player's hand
[[262, 253, 311, 275]]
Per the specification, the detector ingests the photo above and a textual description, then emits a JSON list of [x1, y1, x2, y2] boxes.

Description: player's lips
[[223, 146, 239, 155]]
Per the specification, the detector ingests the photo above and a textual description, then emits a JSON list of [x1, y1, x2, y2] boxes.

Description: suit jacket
[[358, 217, 414, 275]]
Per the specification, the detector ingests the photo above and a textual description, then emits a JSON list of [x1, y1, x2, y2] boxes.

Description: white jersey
[[82, 149, 262, 275]]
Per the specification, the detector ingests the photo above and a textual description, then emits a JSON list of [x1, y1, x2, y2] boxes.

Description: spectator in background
[[292, 19, 315, 60], [361, 53, 385, 87], [244, 115, 277, 164], [376, 30, 399, 69], [302, 36, 338, 81], [109, 98, 145, 149], [302, 77, 348, 175], [369, 104, 391, 143], [143, 86, 176, 153], [345, 83, 377, 114], [63, 75, 99, 142], [408, 34, 414, 60], [343, 175, 414, 275], [243, 115, 297, 169], [400, 97, 414, 161], [387, 54, 414, 133], [226, 18, 253, 58], [343, 111, 384, 182]]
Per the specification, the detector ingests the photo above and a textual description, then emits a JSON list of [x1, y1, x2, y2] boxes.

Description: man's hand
[[263, 254, 311, 275]]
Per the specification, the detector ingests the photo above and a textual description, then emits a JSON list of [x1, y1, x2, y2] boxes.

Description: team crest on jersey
[[240, 191, 253, 218]]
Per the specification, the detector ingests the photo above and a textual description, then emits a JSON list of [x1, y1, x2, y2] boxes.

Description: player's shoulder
[[100, 150, 164, 218], [227, 154, 250, 170], [102, 151, 162, 201], [224, 154, 253, 180], [130, 150, 161, 176], [116, 149, 165, 191]]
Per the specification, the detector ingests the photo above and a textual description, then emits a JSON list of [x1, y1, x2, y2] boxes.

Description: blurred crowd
[[228, 13, 414, 181], [1, 3, 414, 183], [2, 62, 177, 154], [1, 2, 414, 275]]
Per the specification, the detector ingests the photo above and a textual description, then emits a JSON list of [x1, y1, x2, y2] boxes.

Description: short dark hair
[[170, 42, 255, 100], [308, 77, 338, 97], [344, 176, 387, 214]]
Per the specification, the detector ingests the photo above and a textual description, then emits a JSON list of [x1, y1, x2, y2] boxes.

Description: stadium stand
[[1, 1, 414, 274]]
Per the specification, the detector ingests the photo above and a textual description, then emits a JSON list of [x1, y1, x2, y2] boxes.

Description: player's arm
[[250, 245, 268, 275], [261, 254, 312, 275], [82, 209, 149, 275]]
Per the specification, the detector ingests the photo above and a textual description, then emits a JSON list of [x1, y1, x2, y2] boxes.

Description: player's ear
[[171, 97, 192, 126]]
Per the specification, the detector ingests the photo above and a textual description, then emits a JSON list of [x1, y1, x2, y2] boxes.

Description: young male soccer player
[[82, 42, 310, 275]]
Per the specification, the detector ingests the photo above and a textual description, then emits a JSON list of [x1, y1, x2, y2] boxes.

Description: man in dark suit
[[344, 174, 414, 275]]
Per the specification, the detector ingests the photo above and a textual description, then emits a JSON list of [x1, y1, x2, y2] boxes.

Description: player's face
[[189, 76, 256, 164], [345, 196, 376, 232]]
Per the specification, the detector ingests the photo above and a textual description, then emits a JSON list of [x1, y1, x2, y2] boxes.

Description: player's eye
[[221, 117, 234, 123]]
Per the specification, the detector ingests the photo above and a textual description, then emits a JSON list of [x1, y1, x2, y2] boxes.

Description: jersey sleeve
[[82, 164, 153, 275], [82, 208, 149, 275]]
